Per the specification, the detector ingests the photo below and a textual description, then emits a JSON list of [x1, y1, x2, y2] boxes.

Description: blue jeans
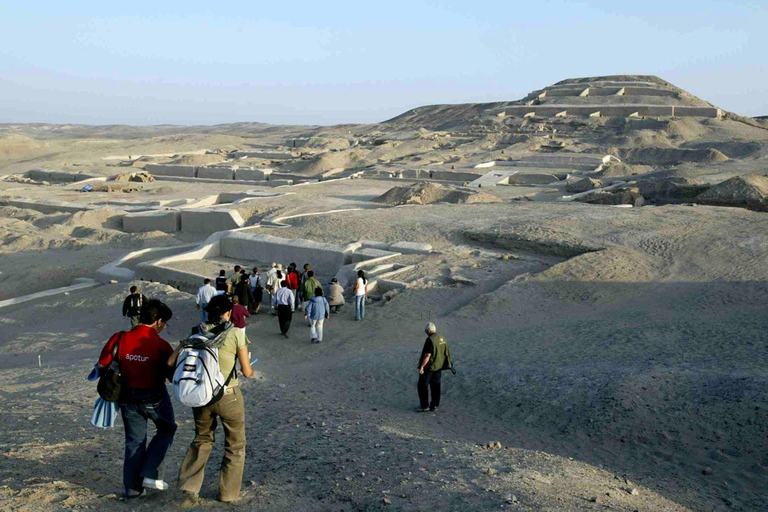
[[355, 295, 365, 320], [201, 302, 209, 322], [119, 389, 177, 497]]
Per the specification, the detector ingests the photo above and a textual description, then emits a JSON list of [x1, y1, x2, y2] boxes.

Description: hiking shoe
[[282, 332, 289, 338], [123, 489, 146, 500], [142, 478, 169, 491], [429, 407, 438, 412], [416, 407, 430, 412], [310, 338, 317, 343]]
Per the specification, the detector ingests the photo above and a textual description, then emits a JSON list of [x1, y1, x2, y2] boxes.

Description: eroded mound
[[698, 173, 768, 212], [374, 182, 501, 206]]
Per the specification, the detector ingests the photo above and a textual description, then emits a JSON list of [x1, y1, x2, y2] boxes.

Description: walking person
[[248, 267, 263, 314], [173, 295, 254, 504], [302, 271, 322, 302], [354, 270, 367, 321], [304, 287, 330, 343], [327, 278, 345, 313], [228, 265, 243, 295], [122, 286, 147, 328], [215, 270, 228, 295], [270, 268, 284, 316], [272, 280, 295, 338], [99, 299, 177, 499], [265, 263, 277, 311], [286, 264, 300, 309], [299, 263, 311, 307], [195, 279, 217, 323], [233, 273, 254, 313], [417, 322, 453, 412], [231, 295, 250, 334]]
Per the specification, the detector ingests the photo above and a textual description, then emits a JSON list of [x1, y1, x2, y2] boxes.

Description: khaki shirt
[[228, 272, 241, 291], [218, 327, 249, 387]]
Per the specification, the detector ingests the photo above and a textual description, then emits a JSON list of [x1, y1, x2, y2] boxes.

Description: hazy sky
[[0, 1, 765, 125]]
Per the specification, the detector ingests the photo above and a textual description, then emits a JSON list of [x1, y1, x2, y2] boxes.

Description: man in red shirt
[[99, 298, 178, 500]]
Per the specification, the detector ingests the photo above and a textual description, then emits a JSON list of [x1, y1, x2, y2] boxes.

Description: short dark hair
[[204, 278, 211, 284], [315, 287, 323, 297], [304, 263, 310, 269], [219, 270, 226, 276], [130, 286, 138, 293], [234, 265, 241, 271], [240, 273, 250, 282], [307, 270, 314, 278], [253, 267, 258, 273], [281, 280, 288, 288], [139, 299, 172, 325], [204, 294, 233, 319]]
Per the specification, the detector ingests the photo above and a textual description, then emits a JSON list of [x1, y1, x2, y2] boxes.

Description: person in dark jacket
[[234, 273, 254, 311], [122, 286, 147, 328], [417, 322, 453, 412], [215, 270, 228, 294]]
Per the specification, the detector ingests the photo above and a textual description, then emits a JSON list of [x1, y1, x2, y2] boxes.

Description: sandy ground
[[0, 198, 766, 511]]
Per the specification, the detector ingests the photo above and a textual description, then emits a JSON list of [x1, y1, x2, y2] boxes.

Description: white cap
[[425, 322, 436, 333], [271, 262, 276, 268], [277, 264, 283, 270]]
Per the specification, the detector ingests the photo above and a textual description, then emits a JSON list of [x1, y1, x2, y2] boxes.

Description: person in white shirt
[[354, 270, 368, 321], [266, 263, 278, 308], [271, 280, 295, 338], [196, 278, 218, 322]]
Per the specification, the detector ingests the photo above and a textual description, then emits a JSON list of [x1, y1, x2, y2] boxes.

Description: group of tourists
[[104, 263, 452, 503], [195, 262, 368, 344]]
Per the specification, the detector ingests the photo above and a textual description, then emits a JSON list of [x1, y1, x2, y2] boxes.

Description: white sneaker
[[142, 478, 169, 491]]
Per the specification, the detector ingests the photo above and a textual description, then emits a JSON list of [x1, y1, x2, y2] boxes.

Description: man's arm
[[122, 297, 129, 317], [418, 353, 431, 375], [98, 332, 120, 368]]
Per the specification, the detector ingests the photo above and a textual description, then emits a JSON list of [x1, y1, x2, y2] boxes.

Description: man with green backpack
[[417, 322, 453, 413]]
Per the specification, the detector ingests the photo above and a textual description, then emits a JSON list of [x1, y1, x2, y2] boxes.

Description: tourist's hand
[[418, 367, 424, 375]]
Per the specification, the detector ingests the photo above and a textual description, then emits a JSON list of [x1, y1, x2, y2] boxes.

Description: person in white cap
[[266, 263, 279, 309], [417, 322, 453, 412]]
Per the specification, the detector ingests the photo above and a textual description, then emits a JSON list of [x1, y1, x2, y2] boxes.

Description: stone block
[[198, 166, 235, 180], [390, 241, 432, 254], [360, 240, 392, 250], [219, 232, 351, 277], [144, 164, 197, 178], [235, 167, 273, 181], [180, 209, 245, 233], [123, 210, 181, 233]]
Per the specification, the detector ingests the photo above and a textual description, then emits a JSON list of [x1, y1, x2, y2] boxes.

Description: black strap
[[223, 364, 237, 386], [111, 331, 125, 369]]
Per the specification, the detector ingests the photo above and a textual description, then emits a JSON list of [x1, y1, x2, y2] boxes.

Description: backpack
[[127, 295, 143, 317], [173, 334, 236, 407]]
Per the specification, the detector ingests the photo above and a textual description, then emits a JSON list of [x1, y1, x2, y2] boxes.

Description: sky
[[0, 1, 766, 126]]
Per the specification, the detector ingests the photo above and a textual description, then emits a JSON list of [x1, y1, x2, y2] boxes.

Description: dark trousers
[[119, 389, 177, 496], [418, 370, 442, 410], [277, 305, 293, 334]]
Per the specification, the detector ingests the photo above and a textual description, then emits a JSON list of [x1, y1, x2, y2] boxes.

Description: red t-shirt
[[99, 325, 174, 390], [286, 272, 299, 290], [231, 304, 250, 328]]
